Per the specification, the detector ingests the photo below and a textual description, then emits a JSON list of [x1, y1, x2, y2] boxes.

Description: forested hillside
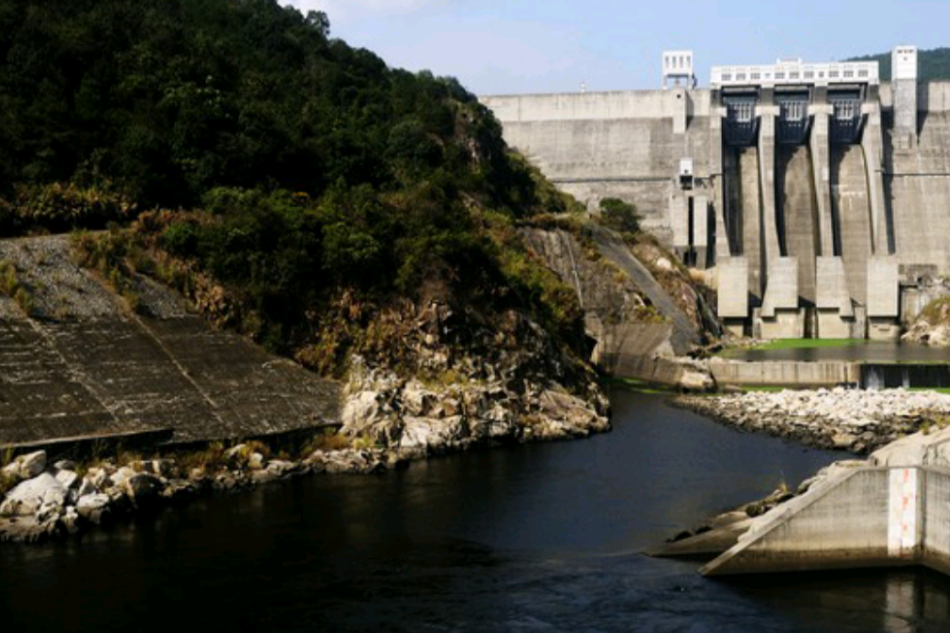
[[848, 47, 950, 81], [0, 0, 591, 380]]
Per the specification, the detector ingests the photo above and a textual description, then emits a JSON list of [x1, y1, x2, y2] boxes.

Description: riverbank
[[674, 387, 950, 453], [0, 365, 610, 544]]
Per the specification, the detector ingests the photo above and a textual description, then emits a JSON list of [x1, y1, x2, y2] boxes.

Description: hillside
[[0, 0, 622, 463], [0, 0, 592, 373], [847, 47, 950, 82]]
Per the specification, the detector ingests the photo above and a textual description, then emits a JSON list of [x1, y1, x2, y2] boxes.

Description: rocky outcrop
[[520, 224, 716, 390], [341, 350, 610, 459], [675, 388, 950, 453], [903, 296, 950, 346]]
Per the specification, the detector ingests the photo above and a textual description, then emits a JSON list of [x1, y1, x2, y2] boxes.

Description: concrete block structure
[[481, 45, 950, 340], [815, 257, 856, 338], [867, 256, 901, 340], [717, 257, 749, 337], [702, 427, 950, 576]]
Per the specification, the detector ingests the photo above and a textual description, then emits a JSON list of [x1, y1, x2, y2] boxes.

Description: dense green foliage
[[1, 0, 587, 365], [598, 197, 640, 235], [848, 47, 950, 82]]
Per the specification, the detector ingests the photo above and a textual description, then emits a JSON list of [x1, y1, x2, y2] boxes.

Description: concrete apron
[[701, 459, 950, 576]]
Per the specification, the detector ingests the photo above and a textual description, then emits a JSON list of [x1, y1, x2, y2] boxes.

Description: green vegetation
[[610, 377, 676, 395], [597, 198, 641, 235], [848, 47, 950, 82], [0, 259, 34, 314], [919, 296, 950, 325], [0, 0, 594, 376], [719, 339, 864, 356]]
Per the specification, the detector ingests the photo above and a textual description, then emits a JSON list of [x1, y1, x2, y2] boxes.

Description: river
[[2, 390, 950, 632]]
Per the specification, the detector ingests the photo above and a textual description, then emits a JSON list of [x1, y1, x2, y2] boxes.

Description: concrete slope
[[0, 236, 341, 448], [702, 427, 950, 576], [778, 146, 819, 305], [588, 225, 700, 355], [832, 145, 873, 305], [701, 464, 893, 575]]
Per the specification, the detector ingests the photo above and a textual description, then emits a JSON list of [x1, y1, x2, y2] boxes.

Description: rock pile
[[0, 446, 402, 543], [674, 387, 950, 453]]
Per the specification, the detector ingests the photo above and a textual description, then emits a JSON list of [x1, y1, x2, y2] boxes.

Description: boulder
[[55, 469, 80, 492], [53, 460, 77, 472], [3, 451, 47, 481], [76, 493, 111, 525], [0, 474, 66, 517], [125, 473, 164, 505], [110, 466, 137, 490]]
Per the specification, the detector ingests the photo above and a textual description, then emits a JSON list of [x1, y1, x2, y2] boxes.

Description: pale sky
[[285, 0, 948, 95]]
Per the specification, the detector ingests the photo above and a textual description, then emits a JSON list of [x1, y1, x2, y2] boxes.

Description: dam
[[481, 46, 950, 341]]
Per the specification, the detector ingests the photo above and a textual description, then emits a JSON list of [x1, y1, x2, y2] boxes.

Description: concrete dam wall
[[481, 50, 950, 340], [0, 236, 341, 451]]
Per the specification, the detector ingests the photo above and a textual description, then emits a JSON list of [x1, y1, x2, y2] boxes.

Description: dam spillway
[[479, 46, 943, 341]]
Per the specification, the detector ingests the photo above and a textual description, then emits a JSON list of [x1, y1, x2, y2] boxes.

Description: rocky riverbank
[[0, 348, 610, 544], [0, 445, 411, 543], [674, 388, 950, 453]]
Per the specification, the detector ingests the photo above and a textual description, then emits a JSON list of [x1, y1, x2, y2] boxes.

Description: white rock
[[0, 474, 66, 517], [76, 493, 111, 524], [110, 466, 136, 489], [55, 469, 80, 491]]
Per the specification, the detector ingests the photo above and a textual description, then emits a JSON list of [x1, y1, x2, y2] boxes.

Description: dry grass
[[302, 430, 351, 454]]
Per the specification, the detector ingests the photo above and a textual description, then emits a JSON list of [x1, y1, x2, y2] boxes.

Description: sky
[[284, 0, 949, 95]]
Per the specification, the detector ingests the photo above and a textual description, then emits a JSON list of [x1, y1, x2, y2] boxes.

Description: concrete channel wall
[[708, 359, 859, 387], [702, 460, 950, 576], [702, 468, 895, 574]]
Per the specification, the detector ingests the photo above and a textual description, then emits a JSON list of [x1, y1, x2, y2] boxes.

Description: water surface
[[2, 391, 949, 632], [723, 341, 950, 364]]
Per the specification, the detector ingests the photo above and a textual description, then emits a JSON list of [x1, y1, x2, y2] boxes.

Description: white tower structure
[[663, 50, 697, 89], [892, 45, 918, 148]]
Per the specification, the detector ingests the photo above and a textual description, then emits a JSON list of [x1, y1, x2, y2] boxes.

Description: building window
[[775, 72, 785, 80], [804, 71, 814, 79], [844, 70, 854, 78], [736, 73, 746, 81], [722, 73, 732, 81], [858, 69, 868, 77], [829, 70, 839, 78], [789, 72, 800, 79], [751, 72, 761, 80]]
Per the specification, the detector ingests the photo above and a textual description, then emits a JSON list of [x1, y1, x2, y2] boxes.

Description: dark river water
[[722, 341, 950, 364], [3, 390, 950, 632]]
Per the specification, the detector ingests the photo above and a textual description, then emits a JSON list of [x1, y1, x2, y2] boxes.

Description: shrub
[[598, 197, 640, 234]]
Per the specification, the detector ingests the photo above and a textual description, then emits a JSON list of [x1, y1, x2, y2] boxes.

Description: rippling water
[[2, 390, 950, 632]]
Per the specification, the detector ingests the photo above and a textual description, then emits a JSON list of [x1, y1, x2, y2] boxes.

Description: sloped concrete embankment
[[701, 427, 950, 576], [0, 236, 341, 451]]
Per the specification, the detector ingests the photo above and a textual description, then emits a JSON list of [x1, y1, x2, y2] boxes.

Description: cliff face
[[520, 224, 719, 387], [339, 298, 610, 457]]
